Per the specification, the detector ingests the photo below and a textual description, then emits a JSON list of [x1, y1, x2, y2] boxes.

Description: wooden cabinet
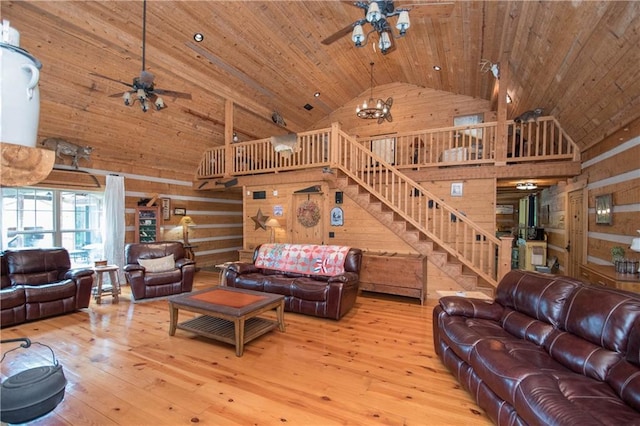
[[359, 252, 427, 304], [135, 206, 160, 243], [579, 264, 640, 294], [518, 241, 547, 271]]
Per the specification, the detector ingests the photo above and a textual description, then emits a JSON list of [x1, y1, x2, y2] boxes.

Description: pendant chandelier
[[356, 62, 392, 122]]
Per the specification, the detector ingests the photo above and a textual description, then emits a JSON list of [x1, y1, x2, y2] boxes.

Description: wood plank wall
[[539, 116, 640, 273], [582, 117, 640, 265], [35, 165, 243, 268]]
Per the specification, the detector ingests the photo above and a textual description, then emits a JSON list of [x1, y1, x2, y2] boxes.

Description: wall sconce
[[179, 215, 196, 246], [265, 218, 280, 243]]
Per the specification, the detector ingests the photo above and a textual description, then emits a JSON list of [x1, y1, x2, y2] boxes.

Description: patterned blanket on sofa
[[254, 243, 351, 276]]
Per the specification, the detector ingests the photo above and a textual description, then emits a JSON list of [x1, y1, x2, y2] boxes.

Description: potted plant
[[611, 246, 625, 262]]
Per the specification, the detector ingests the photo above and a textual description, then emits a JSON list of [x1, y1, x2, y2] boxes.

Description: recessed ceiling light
[[314, 92, 320, 97], [433, 65, 441, 71], [194, 33, 204, 42]]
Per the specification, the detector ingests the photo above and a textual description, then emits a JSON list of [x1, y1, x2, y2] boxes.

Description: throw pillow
[[139, 254, 175, 273]]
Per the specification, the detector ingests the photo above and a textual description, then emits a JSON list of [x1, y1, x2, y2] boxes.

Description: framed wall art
[[161, 198, 171, 221], [451, 182, 463, 197]]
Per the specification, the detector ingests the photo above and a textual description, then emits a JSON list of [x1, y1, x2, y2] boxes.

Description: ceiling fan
[[322, 1, 454, 54], [90, 0, 191, 112]]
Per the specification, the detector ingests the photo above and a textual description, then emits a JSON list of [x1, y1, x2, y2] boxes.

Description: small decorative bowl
[[94, 260, 108, 267]]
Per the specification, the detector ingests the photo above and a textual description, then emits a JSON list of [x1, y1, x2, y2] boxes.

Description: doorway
[[567, 189, 585, 278]]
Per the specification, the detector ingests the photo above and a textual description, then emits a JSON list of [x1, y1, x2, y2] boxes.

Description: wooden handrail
[[333, 128, 501, 286]]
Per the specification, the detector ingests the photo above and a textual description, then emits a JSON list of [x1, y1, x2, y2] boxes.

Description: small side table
[[93, 265, 121, 304]]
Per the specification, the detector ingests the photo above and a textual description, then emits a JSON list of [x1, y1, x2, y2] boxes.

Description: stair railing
[[331, 125, 501, 286]]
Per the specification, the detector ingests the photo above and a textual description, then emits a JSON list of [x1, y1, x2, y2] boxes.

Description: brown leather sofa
[[433, 270, 640, 425], [124, 241, 195, 300], [223, 243, 362, 320], [1, 248, 94, 327]]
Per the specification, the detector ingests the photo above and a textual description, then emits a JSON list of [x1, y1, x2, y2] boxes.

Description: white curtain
[[103, 175, 125, 280]]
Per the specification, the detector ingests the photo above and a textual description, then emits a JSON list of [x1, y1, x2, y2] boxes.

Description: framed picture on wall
[[451, 182, 463, 197], [161, 198, 171, 221], [595, 194, 613, 225]]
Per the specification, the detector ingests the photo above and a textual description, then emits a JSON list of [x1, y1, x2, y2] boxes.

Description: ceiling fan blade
[[108, 91, 129, 98], [386, 97, 393, 107], [322, 22, 357, 45], [152, 89, 192, 100], [377, 116, 384, 125], [90, 72, 134, 89], [386, 113, 393, 122]]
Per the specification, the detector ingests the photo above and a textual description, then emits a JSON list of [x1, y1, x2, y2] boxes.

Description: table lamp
[[630, 230, 640, 273], [179, 216, 196, 246], [265, 218, 280, 243]]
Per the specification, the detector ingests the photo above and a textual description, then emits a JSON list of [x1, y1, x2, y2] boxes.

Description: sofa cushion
[[496, 271, 582, 329], [514, 370, 640, 425], [5, 248, 71, 285], [560, 285, 640, 353], [144, 269, 182, 286], [23, 280, 76, 303], [254, 243, 351, 276], [139, 254, 175, 272]]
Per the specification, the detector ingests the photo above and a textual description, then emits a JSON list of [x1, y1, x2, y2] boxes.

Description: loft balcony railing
[[197, 117, 577, 178], [195, 118, 578, 287]]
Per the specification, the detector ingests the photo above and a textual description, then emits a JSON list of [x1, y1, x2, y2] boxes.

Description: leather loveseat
[[1, 248, 94, 327], [224, 243, 362, 320], [124, 241, 195, 300], [433, 269, 640, 425]]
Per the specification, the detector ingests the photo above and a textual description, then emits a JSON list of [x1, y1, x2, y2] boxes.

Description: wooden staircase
[[329, 169, 484, 292]]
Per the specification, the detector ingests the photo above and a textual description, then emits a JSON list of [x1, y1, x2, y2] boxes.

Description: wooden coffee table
[[168, 287, 285, 356]]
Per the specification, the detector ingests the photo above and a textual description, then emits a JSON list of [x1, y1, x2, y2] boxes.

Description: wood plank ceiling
[[3, 1, 639, 152]]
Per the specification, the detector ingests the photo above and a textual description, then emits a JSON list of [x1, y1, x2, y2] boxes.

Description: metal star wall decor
[[251, 208, 269, 230]]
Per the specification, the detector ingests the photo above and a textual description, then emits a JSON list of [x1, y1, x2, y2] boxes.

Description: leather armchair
[[124, 241, 195, 300]]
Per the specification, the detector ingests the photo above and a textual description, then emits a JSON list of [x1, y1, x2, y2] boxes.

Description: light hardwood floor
[[0, 271, 491, 425]]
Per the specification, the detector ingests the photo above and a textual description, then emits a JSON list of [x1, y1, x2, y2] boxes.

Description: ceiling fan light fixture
[[378, 31, 391, 53], [154, 97, 165, 110], [366, 2, 381, 23], [123, 92, 132, 106], [352, 24, 365, 46], [396, 10, 410, 35]]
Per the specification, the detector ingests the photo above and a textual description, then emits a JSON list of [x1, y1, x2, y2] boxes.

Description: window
[[1, 188, 104, 266], [454, 113, 484, 139]]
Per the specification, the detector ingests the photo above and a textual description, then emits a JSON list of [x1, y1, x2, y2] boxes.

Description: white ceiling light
[[516, 182, 537, 190]]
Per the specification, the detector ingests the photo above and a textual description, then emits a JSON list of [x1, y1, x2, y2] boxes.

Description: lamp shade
[[352, 24, 365, 46], [179, 216, 196, 227], [378, 31, 391, 53], [631, 230, 640, 252], [396, 10, 410, 35], [265, 218, 280, 228], [366, 2, 381, 22]]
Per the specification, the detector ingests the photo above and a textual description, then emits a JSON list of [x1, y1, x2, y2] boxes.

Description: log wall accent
[[540, 116, 640, 274]]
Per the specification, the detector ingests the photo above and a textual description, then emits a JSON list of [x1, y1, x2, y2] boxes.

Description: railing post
[[330, 122, 341, 167], [497, 236, 514, 283], [224, 99, 234, 177]]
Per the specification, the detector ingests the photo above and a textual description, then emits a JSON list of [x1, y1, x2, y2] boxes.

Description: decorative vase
[[1, 20, 42, 147]]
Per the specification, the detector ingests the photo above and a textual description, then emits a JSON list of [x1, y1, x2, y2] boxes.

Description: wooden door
[[567, 189, 585, 278], [291, 193, 324, 244]]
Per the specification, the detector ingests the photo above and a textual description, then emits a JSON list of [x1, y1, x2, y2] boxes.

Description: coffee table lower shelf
[[177, 315, 278, 352]]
